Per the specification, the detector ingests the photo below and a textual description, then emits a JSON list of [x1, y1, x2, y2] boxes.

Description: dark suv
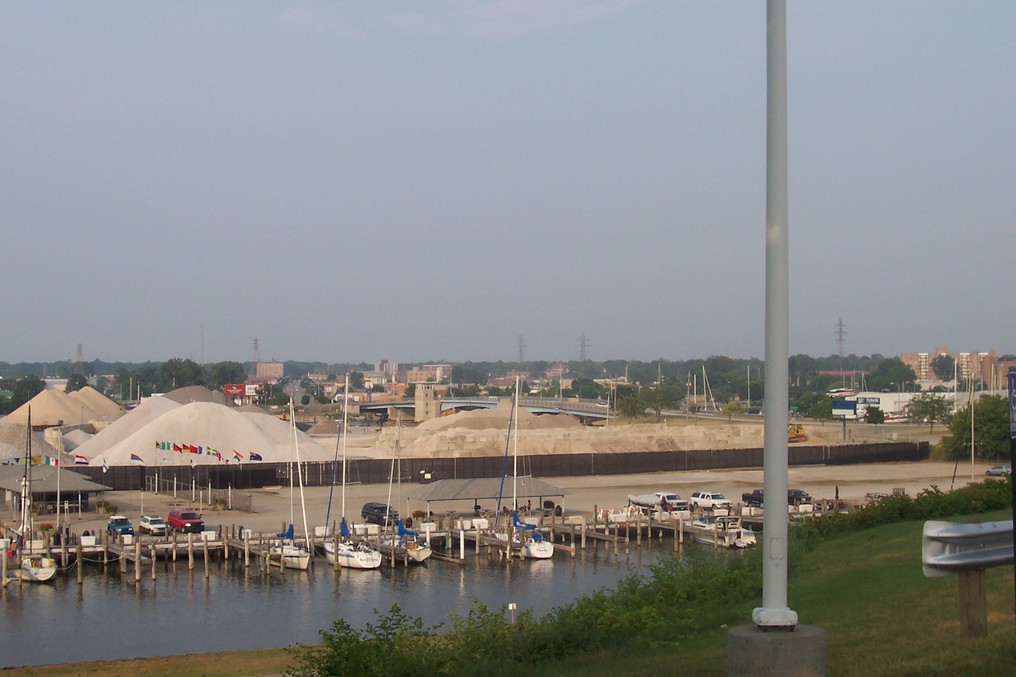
[[361, 502, 398, 525], [167, 509, 205, 533], [106, 515, 134, 538]]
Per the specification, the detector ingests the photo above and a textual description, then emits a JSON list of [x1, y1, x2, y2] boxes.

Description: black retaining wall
[[74, 441, 928, 491]]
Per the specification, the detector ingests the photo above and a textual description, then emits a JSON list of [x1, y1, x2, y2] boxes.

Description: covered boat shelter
[[405, 477, 565, 517], [0, 466, 111, 516]]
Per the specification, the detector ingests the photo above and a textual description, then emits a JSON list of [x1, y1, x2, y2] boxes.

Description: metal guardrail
[[921, 519, 1014, 578]]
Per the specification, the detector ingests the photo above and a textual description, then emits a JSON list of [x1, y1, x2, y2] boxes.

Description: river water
[[1, 539, 711, 668]]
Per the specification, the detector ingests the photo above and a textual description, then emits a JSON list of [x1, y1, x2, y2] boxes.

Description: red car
[[167, 509, 205, 533]]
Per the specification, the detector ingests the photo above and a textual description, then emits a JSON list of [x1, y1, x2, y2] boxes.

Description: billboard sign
[[245, 384, 261, 397], [1008, 368, 1016, 440], [224, 384, 245, 397]]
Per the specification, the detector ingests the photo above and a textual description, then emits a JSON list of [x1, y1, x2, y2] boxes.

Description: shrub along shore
[[5, 478, 1013, 677]]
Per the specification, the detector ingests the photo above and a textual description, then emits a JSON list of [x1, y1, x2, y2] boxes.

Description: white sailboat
[[496, 377, 554, 560], [271, 402, 312, 570], [15, 408, 57, 583], [322, 376, 382, 570], [379, 417, 432, 564]]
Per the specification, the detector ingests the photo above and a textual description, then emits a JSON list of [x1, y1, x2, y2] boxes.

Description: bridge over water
[[357, 396, 611, 422]]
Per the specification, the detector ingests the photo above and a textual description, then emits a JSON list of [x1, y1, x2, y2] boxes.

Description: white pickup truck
[[690, 491, 733, 511]]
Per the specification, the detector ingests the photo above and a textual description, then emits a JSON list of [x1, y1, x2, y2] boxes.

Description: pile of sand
[[416, 400, 583, 433], [87, 401, 332, 466], [163, 385, 226, 405]]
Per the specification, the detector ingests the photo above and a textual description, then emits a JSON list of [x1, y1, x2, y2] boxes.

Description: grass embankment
[[6, 484, 1013, 677], [549, 508, 1014, 677]]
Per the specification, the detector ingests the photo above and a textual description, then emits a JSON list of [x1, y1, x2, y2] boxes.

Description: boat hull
[[522, 540, 554, 559], [271, 543, 311, 570], [323, 541, 383, 569], [20, 556, 58, 582]]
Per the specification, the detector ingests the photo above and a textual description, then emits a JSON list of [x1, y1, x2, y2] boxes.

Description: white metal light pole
[[753, 0, 798, 630]]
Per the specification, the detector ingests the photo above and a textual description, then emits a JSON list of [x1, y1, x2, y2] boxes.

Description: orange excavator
[[788, 423, 808, 443]]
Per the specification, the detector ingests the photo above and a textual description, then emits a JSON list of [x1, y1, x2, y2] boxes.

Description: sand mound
[[61, 428, 95, 451], [163, 385, 226, 405], [417, 401, 583, 433], [307, 419, 339, 435], [72, 397, 181, 461], [90, 401, 332, 466], [68, 386, 121, 418]]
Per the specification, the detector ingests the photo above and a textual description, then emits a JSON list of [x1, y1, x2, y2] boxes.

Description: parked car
[[652, 492, 689, 512], [106, 515, 134, 538], [361, 502, 399, 525], [787, 489, 814, 505], [167, 509, 205, 533], [139, 514, 168, 536], [690, 491, 733, 511], [985, 465, 1012, 477]]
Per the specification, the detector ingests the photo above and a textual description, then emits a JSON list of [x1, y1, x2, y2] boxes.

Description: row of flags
[[67, 447, 267, 470]]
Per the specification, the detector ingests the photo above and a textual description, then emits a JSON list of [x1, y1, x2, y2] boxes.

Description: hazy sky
[[3, 2, 1013, 366]]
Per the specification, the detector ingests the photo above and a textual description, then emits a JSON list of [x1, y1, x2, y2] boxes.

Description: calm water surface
[[1, 540, 712, 667]]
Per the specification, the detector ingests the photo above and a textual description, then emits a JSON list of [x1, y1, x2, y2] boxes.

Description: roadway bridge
[[357, 396, 610, 422]]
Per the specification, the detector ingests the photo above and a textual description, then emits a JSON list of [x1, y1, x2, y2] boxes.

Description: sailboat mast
[[293, 402, 311, 552], [341, 374, 349, 521], [512, 375, 519, 511], [289, 400, 295, 527], [22, 407, 32, 537]]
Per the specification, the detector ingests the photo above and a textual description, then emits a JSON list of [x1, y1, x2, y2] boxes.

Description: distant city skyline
[[3, 4, 1013, 364]]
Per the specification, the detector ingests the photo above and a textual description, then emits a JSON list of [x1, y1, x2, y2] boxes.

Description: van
[[361, 502, 399, 525]]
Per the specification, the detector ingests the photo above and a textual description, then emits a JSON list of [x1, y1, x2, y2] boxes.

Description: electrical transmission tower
[[577, 333, 589, 380], [835, 319, 847, 386], [253, 338, 262, 364], [74, 343, 85, 377], [517, 335, 525, 364]]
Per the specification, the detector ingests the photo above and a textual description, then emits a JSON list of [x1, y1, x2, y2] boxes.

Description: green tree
[[11, 375, 45, 409], [269, 388, 290, 407], [641, 383, 681, 418], [907, 392, 950, 432], [206, 361, 246, 390], [160, 358, 204, 390], [721, 401, 746, 421], [349, 371, 365, 391], [65, 373, 88, 393], [807, 398, 833, 420], [864, 406, 885, 424], [939, 395, 1009, 461], [867, 357, 917, 393], [930, 354, 955, 382], [615, 392, 645, 419]]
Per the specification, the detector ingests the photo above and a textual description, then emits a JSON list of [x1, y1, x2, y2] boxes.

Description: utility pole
[[731, 4, 824, 675], [835, 319, 847, 387]]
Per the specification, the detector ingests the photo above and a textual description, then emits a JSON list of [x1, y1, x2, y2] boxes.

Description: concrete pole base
[[727, 624, 825, 676]]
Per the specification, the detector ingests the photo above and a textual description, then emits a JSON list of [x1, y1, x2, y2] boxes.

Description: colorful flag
[[102, 458, 110, 473], [74, 454, 88, 465], [130, 453, 144, 465], [233, 450, 243, 462], [249, 452, 263, 462]]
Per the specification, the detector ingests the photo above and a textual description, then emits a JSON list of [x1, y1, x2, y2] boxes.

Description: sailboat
[[271, 402, 312, 570], [15, 408, 57, 583], [495, 377, 554, 560], [322, 376, 382, 570], [378, 416, 431, 564]]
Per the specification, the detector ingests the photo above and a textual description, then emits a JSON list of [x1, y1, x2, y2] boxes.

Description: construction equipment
[[788, 423, 808, 443]]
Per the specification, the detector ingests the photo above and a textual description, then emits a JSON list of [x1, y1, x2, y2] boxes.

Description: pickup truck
[[742, 488, 814, 508], [690, 491, 733, 511]]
